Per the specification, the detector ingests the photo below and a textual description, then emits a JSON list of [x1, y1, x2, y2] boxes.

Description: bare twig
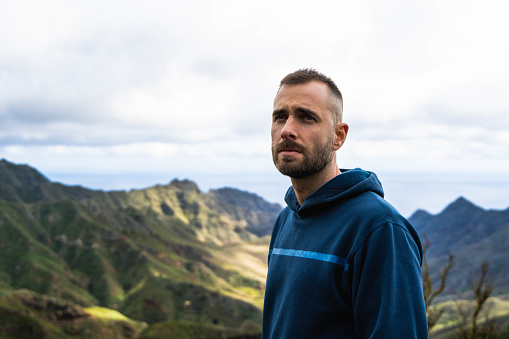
[[421, 234, 455, 331]]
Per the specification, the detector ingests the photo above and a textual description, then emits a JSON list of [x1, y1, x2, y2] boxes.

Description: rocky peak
[[438, 196, 484, 220], [0, 159, 50, 186], [443, 196, 480, 211], [168, 179, 201, 192], [0, 159, 50, 187]]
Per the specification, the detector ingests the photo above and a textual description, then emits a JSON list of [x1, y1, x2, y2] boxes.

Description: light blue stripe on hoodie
[[270, 248, 349, 271]]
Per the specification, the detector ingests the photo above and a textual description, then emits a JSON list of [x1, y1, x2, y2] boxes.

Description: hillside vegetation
[[0, 159, 280, 338], [2, 158, 509, 338]]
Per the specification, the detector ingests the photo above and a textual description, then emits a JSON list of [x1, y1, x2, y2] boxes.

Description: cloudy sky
[[1, 0, 508, 216]]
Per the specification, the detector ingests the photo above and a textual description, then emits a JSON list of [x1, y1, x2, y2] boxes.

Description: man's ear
[[333, 123, 349, 151]]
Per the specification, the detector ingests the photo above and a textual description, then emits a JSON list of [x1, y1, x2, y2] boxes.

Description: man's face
[[271, 81, 338, 179]]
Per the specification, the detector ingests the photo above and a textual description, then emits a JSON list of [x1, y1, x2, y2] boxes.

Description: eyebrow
[[272, 109, 286, 116], [272, 106, 319, 118], [295, 106, 318, 118]]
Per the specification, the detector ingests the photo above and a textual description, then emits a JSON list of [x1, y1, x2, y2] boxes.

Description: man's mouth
[[279, 148, 301, 156]]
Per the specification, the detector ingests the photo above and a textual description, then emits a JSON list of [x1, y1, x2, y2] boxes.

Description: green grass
[[0, 289, 148, 339], [429, 295, 509, 338], [86, 306, 132, 320]]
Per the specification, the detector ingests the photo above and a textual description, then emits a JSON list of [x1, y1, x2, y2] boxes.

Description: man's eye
[[274, 115, 287, 121], [303, 115, 315, 121]]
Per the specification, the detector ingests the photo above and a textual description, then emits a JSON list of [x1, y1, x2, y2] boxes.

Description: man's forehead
[[274, 81, 330, 106]]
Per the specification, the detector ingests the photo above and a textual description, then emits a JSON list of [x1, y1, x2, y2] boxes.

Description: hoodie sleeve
[[350, 222, 428, 338]]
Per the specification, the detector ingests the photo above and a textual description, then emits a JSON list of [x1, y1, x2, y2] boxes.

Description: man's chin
[[279, 155, 300, 163], [276, 164, 309, 179]]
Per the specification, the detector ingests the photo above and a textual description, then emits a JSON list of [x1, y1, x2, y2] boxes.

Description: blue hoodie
[[262, 169, 428, 338]]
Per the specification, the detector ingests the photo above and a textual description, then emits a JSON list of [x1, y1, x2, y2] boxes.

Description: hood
[[284, 168, 384, 214]]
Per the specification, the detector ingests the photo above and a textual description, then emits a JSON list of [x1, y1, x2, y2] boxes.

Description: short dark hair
[[279, 68, 343, 122]]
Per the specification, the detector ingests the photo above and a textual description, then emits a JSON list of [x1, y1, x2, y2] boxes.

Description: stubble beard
[[272, 135, 335, 179]]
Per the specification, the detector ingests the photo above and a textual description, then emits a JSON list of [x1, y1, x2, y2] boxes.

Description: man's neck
[[291, 165, 341, 206]]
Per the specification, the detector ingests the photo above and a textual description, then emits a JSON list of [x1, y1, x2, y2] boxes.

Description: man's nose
[[281, 116, 297, 139]]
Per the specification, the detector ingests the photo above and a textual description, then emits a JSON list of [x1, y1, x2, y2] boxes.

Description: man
[[263, 69, 428, 338]]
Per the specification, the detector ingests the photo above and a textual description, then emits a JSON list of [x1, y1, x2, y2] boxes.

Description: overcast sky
[[1, 0, 508, 216]]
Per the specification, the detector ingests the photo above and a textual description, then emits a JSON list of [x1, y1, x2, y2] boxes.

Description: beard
[[272, 135, 334, 179]]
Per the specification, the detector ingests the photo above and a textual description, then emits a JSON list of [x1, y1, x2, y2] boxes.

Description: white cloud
[[1, 0, 509, 214]]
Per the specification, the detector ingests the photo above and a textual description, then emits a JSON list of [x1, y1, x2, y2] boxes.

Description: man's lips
[[279, 149, 301, 156]]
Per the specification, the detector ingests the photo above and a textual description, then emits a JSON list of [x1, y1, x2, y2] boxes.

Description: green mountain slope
[[0, 159, 280, 337], [0, 289, 147, 339], [6, 158, 507, 337]]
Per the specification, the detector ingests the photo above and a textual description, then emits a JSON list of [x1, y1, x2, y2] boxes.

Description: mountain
[[409, 196, 509, 296], [3, 158, 508, 337], [0, 159, 282, 338]]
